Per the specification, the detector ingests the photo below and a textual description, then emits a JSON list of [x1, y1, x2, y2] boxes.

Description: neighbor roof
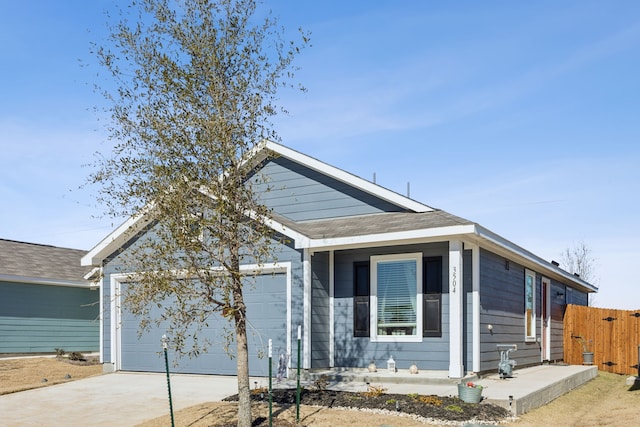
[[0, 239, 91, 287]]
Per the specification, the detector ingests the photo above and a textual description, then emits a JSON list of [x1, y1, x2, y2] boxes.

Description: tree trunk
[[234, 277, 251, 427]]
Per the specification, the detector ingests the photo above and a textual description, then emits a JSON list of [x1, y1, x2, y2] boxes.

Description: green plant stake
[[296, 325, 301, 423], [161, 334, 175, 427], [268, 339, 273, 427]]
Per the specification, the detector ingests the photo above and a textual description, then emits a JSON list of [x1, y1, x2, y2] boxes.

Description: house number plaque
[[451, 266, 457, 293]]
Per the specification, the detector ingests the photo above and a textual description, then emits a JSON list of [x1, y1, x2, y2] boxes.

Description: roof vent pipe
[[373, 172, 376, 184], [407, 182, 410, 198]]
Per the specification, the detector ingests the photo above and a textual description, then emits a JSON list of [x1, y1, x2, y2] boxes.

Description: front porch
[[280, 364, 597, 416]]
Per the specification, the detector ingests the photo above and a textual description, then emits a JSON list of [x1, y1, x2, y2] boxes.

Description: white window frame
[[370, 252, 422, 343], [524, 268, 536, 342]]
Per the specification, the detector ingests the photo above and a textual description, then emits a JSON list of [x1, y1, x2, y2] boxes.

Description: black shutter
[[354, 261, 370, 337], [423, 257, 442, 337]]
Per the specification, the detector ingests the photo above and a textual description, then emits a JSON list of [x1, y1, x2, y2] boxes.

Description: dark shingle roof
[[0, 239, 90, 283], [275, 210, 474, 240]]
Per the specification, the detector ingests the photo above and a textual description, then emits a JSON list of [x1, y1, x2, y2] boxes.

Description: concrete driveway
[[0, 372, 238, 426]]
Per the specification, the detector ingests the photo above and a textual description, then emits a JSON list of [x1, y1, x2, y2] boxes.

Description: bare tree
[[89, 1, 308, 425], [560, 241, 598, 305]]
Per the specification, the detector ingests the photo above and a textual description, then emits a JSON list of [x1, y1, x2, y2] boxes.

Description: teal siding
[[0, 281, 99, 353], [252, 157, 406, 221]]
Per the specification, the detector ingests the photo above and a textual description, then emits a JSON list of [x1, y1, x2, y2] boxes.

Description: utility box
[[497, 344, 518, 379]]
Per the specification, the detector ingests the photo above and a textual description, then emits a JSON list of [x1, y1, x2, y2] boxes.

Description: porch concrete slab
[[303, 364, 598, 416], [0, 364, 597, 425], [480, 364, 598, 415]]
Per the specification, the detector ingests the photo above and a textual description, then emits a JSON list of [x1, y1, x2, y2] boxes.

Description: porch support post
[[449, 240, 464, 378], [329, 250, 335, 368], [470, 244, 481, 373], [303, 249, 311, 369]]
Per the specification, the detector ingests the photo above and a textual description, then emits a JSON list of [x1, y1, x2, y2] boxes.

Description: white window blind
[[376, 259, 417, 336]]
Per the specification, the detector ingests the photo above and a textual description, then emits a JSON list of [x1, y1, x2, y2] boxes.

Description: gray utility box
[[497, 344, 517, 379]]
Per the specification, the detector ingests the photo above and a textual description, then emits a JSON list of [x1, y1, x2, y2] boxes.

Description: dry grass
[[0, 356, 102, 395], [137, 372, 640, 427], [2, 358, 638, 426]]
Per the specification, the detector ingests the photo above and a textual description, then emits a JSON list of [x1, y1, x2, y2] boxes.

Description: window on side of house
[[423, 256, 443, 337], [525, 269, 536, 341], [371, 253, 422, 342], [353, 261, 370, 337]]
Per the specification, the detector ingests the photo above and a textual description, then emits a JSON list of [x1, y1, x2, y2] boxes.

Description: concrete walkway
[[0, 364, 597, 426]]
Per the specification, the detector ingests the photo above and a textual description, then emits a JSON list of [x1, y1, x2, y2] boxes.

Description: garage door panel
[[119, 273, 287, 375]]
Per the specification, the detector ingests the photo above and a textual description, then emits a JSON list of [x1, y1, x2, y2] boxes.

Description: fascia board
[[266, 141, 433, 213], [475, 225, 598, 293], [81, 210, 152, 267], [0, 274, 91, 288], [299, 224, 477, 251], [262, 216, 311, 247]]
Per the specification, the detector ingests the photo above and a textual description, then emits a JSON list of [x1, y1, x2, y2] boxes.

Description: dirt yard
[[0, 356, 102, 395], [2, 358, 638, 426], [137, 372, 640, 426]]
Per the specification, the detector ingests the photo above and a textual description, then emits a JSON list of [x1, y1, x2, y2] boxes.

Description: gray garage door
[[119, 273, 287, 376]]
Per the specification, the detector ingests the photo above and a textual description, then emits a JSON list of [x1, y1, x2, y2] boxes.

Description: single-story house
[[82, 141, 596, 377], [0, 239, 99, 354]]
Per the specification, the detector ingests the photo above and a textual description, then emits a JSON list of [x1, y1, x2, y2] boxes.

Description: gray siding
[[478, 249, 589, 372], [333, 243, 451, 371], [252, 157, 406, 221], [101, 223, 305, 373], [0, 281, 99, 353], [311, 251, 330, 368], [479, 249, 539, 372]]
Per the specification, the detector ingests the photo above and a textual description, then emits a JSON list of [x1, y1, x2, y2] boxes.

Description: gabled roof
[[261, 141, 434, 213], [80, 142, 597, 294], [0, 239, 91, 287], [83, 141, 431, 266]]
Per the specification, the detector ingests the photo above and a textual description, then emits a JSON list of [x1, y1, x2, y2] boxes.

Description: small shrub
[[54, 348, 65, 358], [362, 384, 387, 397], [251, 386, 268, 395], [418, 395, 443, 406], [445, 404, 463, 413], [312, 375, 329, 392], [407, 393, 419, 400], [386, 399, 397, 405], [67, 352, 85, 361]]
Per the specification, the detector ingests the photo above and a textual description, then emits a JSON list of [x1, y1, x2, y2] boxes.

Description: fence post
[[161, 334, 175, 427]]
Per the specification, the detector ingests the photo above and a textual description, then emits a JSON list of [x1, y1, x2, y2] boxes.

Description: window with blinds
[[371, 253, 422, 340]]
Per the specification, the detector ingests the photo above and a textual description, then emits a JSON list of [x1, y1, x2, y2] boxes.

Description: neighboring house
[[0, 239, 99, 354], [82, 141, 596, 377]]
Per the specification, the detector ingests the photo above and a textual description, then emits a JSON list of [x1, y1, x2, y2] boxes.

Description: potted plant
[[458, 381, 483, 403], [575, 336, 594, 365]]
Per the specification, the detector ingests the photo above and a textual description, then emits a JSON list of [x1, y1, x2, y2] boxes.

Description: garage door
[[119, 273, 288, 376]]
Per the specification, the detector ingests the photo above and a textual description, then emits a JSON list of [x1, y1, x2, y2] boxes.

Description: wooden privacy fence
[[564, 304, 640, 376]]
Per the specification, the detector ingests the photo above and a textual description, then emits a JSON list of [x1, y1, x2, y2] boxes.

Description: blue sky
[[1, 1, 639, 309]]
